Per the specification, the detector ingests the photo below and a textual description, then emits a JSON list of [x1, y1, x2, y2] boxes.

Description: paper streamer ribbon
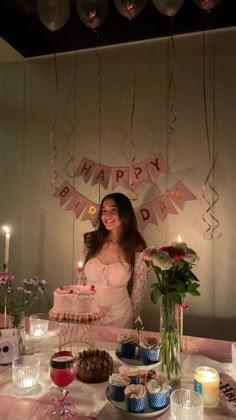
[[202, 156, 221, 240], [50, 53, 59, 190], [95, 48, 102, 205], [201, 32, 221, 239], [167, 17, 177, 137], [129, 70, 138, 201]]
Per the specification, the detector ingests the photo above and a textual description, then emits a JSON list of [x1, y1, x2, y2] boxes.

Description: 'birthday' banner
[[74, 153, 170, 190], [52, 180, 196, 229]]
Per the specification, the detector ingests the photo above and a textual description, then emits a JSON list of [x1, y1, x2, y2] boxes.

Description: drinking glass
[[12, 356, 40, 396], [50, 350, 77, 418], [170, 388, 204, 420]]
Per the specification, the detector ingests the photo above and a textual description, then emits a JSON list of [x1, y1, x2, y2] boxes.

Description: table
[[0, 321, 235, 419]]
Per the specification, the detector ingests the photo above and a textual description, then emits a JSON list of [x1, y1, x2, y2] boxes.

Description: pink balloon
[[152, 0, 184, 17], [37, 0, 70, 32], [114, 0, 147, 20], [192, 0, 221, 12], [76, 0, 108, 29]]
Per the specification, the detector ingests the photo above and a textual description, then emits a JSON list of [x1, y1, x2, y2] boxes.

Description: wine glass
[[50, 350, 77, 418]]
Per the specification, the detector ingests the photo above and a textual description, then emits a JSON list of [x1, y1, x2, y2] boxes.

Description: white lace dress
[[84, 252, 148, 328]]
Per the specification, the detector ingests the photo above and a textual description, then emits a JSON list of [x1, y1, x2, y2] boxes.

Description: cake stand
[[56, 307, 107, 353]]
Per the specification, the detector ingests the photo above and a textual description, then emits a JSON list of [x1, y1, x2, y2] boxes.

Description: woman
[[83, 192, 148, 328]]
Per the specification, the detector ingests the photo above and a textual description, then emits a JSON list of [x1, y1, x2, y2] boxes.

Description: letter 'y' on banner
[[65, 192, 88, 219], [168, 181, 196, 210], [135, 204, 158, 229], [81, 201, 100, 227], [112, 167, 129, 190], [147, 153, 170, 182], [75, 157, 96, 183], [52, 181, 75, 206]]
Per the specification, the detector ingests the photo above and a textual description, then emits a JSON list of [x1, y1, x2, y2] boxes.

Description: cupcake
[[146, 379, 171, 409], [124, 384, 147, 412], [119, 365, 140, 384], [108, 373, 130, 401], [117, 333, 137, 358], [140, 337, 160, 365]]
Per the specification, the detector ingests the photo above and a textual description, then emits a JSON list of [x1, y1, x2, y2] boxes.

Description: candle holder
[[12, 355, 40, 396], [30, 313, 49, 338], [194, 366, 220, 408]]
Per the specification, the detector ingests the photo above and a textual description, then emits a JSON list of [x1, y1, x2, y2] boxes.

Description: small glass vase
[[9, 311, 26, 356], [159, 296, 181, 386]]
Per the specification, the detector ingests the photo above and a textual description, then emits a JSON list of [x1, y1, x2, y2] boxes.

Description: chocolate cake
[[77, 348, 113, 383]]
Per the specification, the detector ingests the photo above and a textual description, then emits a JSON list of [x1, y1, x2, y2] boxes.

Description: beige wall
[[0, 27, 235, 340]]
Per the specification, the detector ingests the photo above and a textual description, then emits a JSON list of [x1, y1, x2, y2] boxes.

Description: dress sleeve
[[130, 252, 148, 321]]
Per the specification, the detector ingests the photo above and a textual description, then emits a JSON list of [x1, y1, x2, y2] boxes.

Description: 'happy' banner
[[74, 153, 170, 190]]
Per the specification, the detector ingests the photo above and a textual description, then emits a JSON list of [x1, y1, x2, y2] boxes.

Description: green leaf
[[150, 287, 160, 304]]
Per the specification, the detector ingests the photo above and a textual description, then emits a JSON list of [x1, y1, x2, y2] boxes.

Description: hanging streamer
[[201, 32, 221, 239], [167, 17, 177, 137], [95, 48, 102, 205], [129, 70, 139, 201], [50, 53, 59, 190]]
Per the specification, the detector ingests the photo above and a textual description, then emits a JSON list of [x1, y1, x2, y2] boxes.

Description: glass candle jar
[[194, 366, 219, 408], [30, 313, 48, 337]]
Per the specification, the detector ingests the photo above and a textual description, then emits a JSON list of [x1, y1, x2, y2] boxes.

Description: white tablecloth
[[0, 333, 235, 419]]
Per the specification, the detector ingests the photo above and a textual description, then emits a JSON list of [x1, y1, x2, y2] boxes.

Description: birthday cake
[[49, 282, 101, 323]]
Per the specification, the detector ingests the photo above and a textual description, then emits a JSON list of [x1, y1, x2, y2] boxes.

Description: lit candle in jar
[[3, 226, 10, 273], [30, 314, 48, 337], [194, 366, 219, 407]]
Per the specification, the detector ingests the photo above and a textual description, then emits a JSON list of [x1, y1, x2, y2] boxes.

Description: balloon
[[37, 0, 70, 32], [152, 0, 184, 17], [114, 0, 147, 20], [192, 0, 221, 12], [76, 0, 108, 29]]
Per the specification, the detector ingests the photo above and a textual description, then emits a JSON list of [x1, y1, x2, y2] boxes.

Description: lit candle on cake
[[194, 366, 219, 407], [3, 225, 10, 273], [77, 261, 84, 273]]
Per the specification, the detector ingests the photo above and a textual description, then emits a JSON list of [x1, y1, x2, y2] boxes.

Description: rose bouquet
[[0, 272, 47, 328], [143, 241, 200, 380]]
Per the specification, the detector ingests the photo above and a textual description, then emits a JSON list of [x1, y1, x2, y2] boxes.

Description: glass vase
[[159, 296, 181, 386], [9, 311, 26, 356]]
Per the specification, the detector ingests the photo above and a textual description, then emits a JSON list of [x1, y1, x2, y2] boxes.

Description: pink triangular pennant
[[74, 157, 96, 183], [91, 165, 112, 189], [147, 153, 170, 181], [168, 181, 197, 210], [129, 162, 152, 187], [151, 194, 178, 222], [112, 167, 129, 190], [81, 201, 100, 227], [52, 181, 75, 206], [135, 204, 158, 229], [65, 192, 88, 219]]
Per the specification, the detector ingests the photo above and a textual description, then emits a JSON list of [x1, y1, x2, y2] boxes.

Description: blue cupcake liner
[[140, 347, 160, 364], [117, 342, 136, 358], [128, 374, 139, 384], [147, 390, 169, 409], [108, 383, 126, 401], [126, 396, 145, 412]]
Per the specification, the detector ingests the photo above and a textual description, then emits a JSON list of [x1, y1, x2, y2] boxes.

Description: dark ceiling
[[0, 0, 235, 58]]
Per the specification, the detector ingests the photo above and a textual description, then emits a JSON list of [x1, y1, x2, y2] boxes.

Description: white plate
[[106, 387, 170, 418], [115, 350, 162, 368]]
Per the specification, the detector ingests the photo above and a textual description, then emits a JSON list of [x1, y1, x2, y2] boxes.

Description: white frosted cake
[[49, 282, 101, 323]]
